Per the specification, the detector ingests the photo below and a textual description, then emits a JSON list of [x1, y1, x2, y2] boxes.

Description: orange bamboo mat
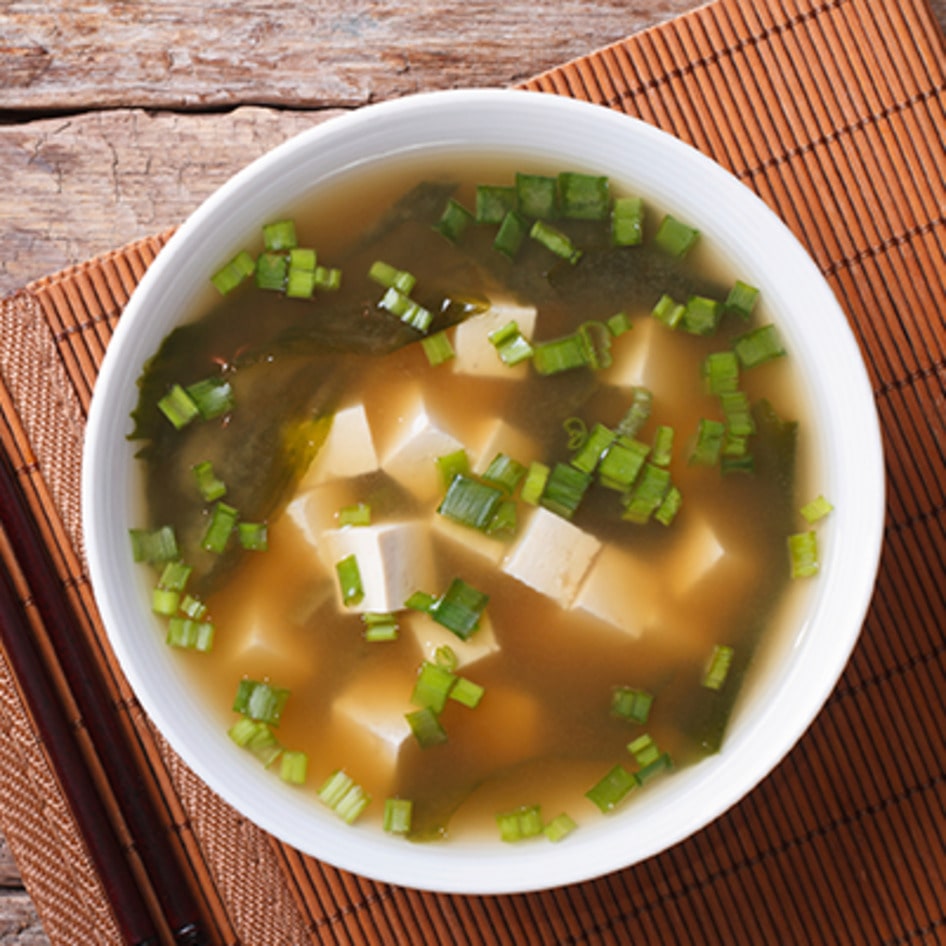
[[1, 0, 944, 942]]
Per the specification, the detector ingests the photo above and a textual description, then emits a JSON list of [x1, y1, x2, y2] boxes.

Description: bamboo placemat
[[1, 0, 944, 942]]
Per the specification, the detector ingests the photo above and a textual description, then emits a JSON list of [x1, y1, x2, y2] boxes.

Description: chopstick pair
[[0, 446, 208, 946]]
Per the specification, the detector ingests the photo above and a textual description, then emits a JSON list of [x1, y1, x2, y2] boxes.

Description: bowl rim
[[82, 87, 885, 894]]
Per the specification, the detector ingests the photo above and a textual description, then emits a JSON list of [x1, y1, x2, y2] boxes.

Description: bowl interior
[[82, 89, 884, 894]]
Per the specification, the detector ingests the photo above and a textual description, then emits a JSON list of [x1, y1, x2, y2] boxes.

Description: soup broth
[[131, 154, 817, 841]]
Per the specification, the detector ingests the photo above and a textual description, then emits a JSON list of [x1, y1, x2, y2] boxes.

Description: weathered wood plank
[[1, 0, 697, 111], [0, 891, 49, 946]]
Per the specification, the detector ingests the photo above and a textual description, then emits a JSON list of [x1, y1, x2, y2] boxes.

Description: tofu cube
[[222, 603, 316, 688], [430, 513, 511, 566], [378, 389, 464, 502], [453, 301, 538, 379], [572, 545, 659, 640], [670, 514, 726, 597], [471, 418, 539, 475], [403, 609, 500, 670], [331, 667, 415, 770], [297, 403, 378, 489], [317, 521, 436, 614], [599, 316, 656, 390], [284, 479, 363, 546], [501, 506, 601, 607]]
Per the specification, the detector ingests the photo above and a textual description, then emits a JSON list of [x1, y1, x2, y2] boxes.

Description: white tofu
[[284, 479, 363, 545], [378, 388, 464, 502], [470, 418, 539, 475], [501, 506, 601, 607], [331, 667, 415, 769], [572, 545, 659, 640], [317, 521, 436, 614], [430, 512, 511, 566], [599, 316, 656, 390], [403, 609, 500, 670], [670, 513, 726, 597], [452, 301, 538, 379], [298, 403, 378, 489]]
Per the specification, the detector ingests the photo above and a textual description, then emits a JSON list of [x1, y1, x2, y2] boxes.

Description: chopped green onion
[[721, 452, 755, 475], [616, 386, 653, 438], [563, 416, 588, 451], [654, 214, 699, 258], [533, 333, 589, 375], [651, 293, 686, 329], [703, 644, 735, 690], [185, 377, 234, 420], [520, 461, 550, 505], [475, 184, 518, 224], [493, 210, 530, 259], [578, 320, 613, 370], [529, 220, 582, 264], [436, 449, 470, 490], [180, 594, 207, 620], [652, 425, 674, 467], [404, 590, 437, 613], [703, 351, 740, 395], [421, 330, 455, 366], [571, 423, 616, 475], [482, 453, 527, 495], [682, 295, 722, 336], [801, 495, 834, 523], [157, 384, 200, 429], [233, 679, 290, 726], [312, 265, 342, 291], [734, 324, 786, 368], [611, 195, 644, 246], [720, 390, 755, 439], [585, 764, 638, 813], [607, 310, 633, 336], [361, 611, 399, 642], [383, 797, 414, 834], [166, 617, 215, 651], [255, 251, 288, 291], [279, 750, 309, 785], [654, 484, 682, 526], [234, 522, 267, 552], [487, 499, 518, 536], [406, 706, 448, 748], [689, 418, 726, 467], [228, 717, 282, 767], [635, 752, 672, 785], [411, 660, 457, 714], [449, 676, 485, 709], [434, 645, 458, 671], [724, 280, 760, 320], [211, 250, 256, 295], [335, 554, 364, 606], [262, 219, 297, 251], [157, 559, 192, 592], [285, 266, 317, 299], [497, 804, 544, 842], [610, 686, 653, 724], [379, 287, 433, 333], [289, 247, 316, 271], [438, 475, 504, 531], [201, 501, 238, 554], [515, 172, 559, 219], [788, 531, 819, 578], [318, 770, 371, 824], [428, 578, 490, 640], [543, 812, 578, 842], [338, 502, 372, 527], [488, 320, 534, 366], [558, 172, 610, 220], [627, 733, 661, 767], [152, 587, 180, 617], [192, 460, 227, 502], [129, 525, 179, 565], [540, 463, 593, 520], [597, 435, 649, 492], [434, 198, 475, 243], [368, 260, 416, 294]]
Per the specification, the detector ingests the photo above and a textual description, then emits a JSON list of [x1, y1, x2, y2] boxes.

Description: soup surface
[[130, 155, 818, 841]]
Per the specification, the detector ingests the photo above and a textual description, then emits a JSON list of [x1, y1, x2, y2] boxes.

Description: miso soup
[[129, 154, 822, 842]]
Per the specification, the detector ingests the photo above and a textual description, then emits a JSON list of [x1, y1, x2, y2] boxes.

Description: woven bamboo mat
[[1, 0, 944, 942]]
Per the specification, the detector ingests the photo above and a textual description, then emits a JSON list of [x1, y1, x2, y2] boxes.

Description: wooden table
[[1, 1, 944, 942]]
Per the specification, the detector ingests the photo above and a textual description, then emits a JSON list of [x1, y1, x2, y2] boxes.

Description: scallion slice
[[724, 280, 760, 320], [237, 521, 268, 552], [434, 198, 475, 243], [286, 267, 317, 299], [622, 463, 670, 524], [152, 587, 180, 617], [654, 214, 699, 258], [338, 502, 371, 527], [520, 461, 550, 505], [421, 330, 455, 366], [652, 425, 674, 467], [532, 334, 588, 375], [800, 495, 833, 523], [607, 310, 632, 337], [596, 436, 649, 492], [368, 260, 417, 294], [488, 320, 534, 366], [428, 578, 490, 640], [255, 252, 288, 291], [411, 661, 458, 714], [475, 184, 518, 224], [571, 423, 616, 475], [636, 753, 672, 785], [318, 770, 371, 824], [540, 463, 592, 520], [493, 210, 530, 259], [585, 764, 638, 813], [157, 559, 192, 592], [702, 644, 735, 690], [788, 531, 819, 578], [482, 453, 527, 495], [682, 295, 722, 336], [228, 717, 282, 767], [201, 501, 238, 554], [438, 475, 503, 531], [516, 172, 559, 219], [627, 733, 661, 767], [654, 485, 682, 526], [129, 525, 179, 564], [404, 590, 437, 613], [166, 617, 215, 651], [449, 676, 485, 709], [192, 460, 227, 502], [559, 172, 610, 220], [262, 219, 297, 251], [578, 320, 613, 370], [211, 250, 255, 295], [186, 377, 234, 420], [289, 247, 316, 271], [611, 195, 644, 246], [233, 679, 291, 726], [703, 351, 740, 395], [734, 323, 786, 368], [313, 265, 342, 291], [362, 612, 399, 642], [436, 449, 470, 490], [543, 812, 578, 842], [651, 293, 686, 329], [530, 219, 582, 264], [157, 384, 200, 429], [383, 797, 414, 834], [497, 804, 544, 842], [406, 706, 448, 748], [616, 386, 653, 438], [335, 554, 364, 606], [279, 750, 309, 785], [180, 594, 207, 620], [720, 390, 756, 438], [689, 418, 726, 467], [610, 686, 653, 724]]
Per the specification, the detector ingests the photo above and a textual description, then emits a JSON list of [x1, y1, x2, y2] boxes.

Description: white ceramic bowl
[[83, 89, 884, 894]]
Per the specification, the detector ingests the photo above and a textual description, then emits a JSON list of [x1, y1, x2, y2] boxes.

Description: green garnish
[[702, 644, 735, 690], [488, 320, 534, 366], [279, 750, 309, 785], [201, 501, 239, 554], [497, 804, 544, 842], [585, 764, 637, 813], [475, 184, 518, 224], [800, 495, 833, 523], [529, 219, 582, 264], [192, 460, 227, 502], [318, 770, 371, 824], [558, 172, 610, 220], [610, 686, 653, 724], [383, 798, 414, 834], [262, 219, 297, 251], [435, 198, 475, 243], [788, 531, 819, 578], [611, 195, 644, 246], [654, 214, 699, 258], [211, 250, 255, 295], [406, 706, 448, 748], [428, 578, 490, 640], [335, 554, 364, 606], [421, 331, 455, 366], [734, 324, 785, 368], [129, 525, 179, 564], [232, 679, 290, 726], [543, 812, 578, 842]]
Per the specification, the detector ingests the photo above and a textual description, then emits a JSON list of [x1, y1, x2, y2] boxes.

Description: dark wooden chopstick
[[0, 447, 209, 946]]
